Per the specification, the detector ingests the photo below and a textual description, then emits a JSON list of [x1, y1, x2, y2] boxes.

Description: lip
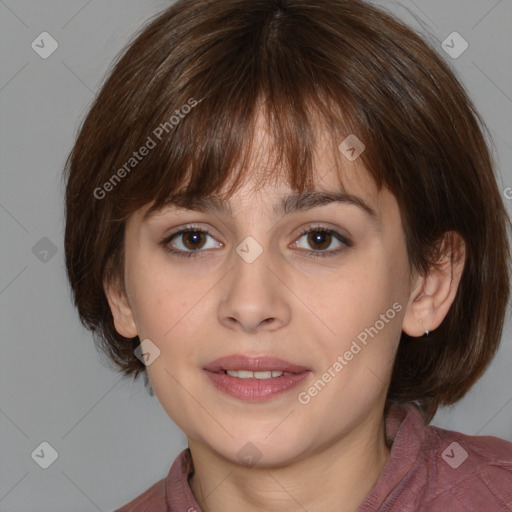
[[203, 355, 312, 402], [203, 355, 311, 373]]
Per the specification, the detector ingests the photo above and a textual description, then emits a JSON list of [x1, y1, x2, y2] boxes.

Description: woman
[[63, 0, 512, 510]]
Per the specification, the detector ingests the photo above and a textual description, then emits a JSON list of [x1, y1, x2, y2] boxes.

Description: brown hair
[[63, 0, 511, 423]]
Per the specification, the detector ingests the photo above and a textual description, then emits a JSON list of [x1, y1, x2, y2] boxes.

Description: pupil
[[184, 231, 204, 250], [309, 231, 330, 250]]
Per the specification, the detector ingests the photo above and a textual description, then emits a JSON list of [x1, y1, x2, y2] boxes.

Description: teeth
[[225, 370, 295, 379]]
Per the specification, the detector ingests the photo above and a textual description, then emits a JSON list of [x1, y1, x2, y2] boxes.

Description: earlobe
[[104, 277, 138, 338], [402, 231, 466, 338]]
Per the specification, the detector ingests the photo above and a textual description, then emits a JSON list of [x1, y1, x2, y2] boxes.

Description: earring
[[419, 319, 429, 337]]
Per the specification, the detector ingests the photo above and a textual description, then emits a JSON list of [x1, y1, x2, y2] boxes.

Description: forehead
[[138, 162, 386, 235], [137, 107, 386, 223]]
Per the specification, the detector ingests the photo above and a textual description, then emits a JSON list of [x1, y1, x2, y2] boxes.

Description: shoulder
[[114, 478, 167, 512], [420, 420, 512, 511]]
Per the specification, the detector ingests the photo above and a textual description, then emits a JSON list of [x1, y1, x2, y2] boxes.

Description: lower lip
[[204, 370, 311, 401]]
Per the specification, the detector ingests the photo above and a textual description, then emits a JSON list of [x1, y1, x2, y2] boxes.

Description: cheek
[[127, 251, 184, 330], [127, 258, 175, 346], [319, 261, 396, 335], [129, 281, 172, 340], [317, 256, 404, 372], [128, 255, 216, 364]]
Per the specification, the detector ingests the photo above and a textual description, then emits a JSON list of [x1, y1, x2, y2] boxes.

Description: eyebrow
[[144, 191, 378, 221]]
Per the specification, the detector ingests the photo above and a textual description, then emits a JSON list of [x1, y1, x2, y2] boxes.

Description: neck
[[188, 406, 391, 512]]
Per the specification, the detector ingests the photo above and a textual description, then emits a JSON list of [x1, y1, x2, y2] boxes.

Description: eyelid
[[162, 223, 223, 248], [290, 225, 352, 258], [292, 223, 351, 244], [160, 222, 352, 258]]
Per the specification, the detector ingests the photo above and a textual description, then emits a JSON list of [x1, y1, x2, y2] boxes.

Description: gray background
[[1, 0, 511, 510]]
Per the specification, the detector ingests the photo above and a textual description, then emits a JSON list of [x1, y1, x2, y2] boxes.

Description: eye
[[159, 223, 352, 260], [160, 225, 222, 259], [291, 225, 351, 258]]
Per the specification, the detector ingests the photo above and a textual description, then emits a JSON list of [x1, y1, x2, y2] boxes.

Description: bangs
[[137, 93, 373, 221], [65, 0, 511, 422], [102, 1, 385, 221]]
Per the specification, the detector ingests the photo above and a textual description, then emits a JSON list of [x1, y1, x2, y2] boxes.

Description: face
[[109, 122, 416, 468]]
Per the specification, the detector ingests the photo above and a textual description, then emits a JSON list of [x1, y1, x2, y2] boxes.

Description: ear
[[104, 276, 138, 338], [402, 231, 466, 337]]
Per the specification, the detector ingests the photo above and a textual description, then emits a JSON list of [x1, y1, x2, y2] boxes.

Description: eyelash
[[159, 224, 352, 260]]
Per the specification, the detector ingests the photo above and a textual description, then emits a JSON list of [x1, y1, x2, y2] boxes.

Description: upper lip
[[204, 355, 310, 374]]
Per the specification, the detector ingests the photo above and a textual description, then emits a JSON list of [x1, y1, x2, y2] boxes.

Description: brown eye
[[292, 226, 351, 259], [306, 230, 332, 251], [180, 230, 208, 250], [160, 225, 223, 259]]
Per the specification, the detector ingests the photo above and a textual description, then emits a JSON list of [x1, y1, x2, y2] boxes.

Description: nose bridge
[[230, 232, 275, 298], [217, 231, 290, 332]]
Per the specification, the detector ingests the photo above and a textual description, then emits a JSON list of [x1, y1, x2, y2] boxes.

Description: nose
[[217, 241, 292, 333]]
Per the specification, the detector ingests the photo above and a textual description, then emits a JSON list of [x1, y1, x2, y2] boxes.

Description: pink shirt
[[115, 403, 512, 511]]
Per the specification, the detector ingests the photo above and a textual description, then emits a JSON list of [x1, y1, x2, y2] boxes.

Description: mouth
[[218, 369, 297, 379], [203, 354, 310, 375], [203, 355, 311, 401]]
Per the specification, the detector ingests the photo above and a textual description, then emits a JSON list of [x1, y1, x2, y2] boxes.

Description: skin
[[105, 114, 465, 512]]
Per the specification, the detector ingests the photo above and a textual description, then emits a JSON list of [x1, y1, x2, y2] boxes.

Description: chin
[[207, 433, 311, 469]]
